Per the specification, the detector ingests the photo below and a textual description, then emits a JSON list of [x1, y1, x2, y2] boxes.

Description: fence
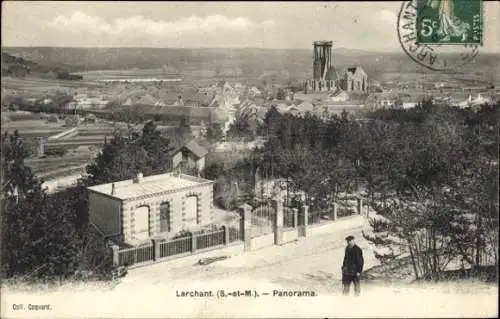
[[308, 209, 333, 225], [336, 196, 361, 218], [477, 246, 498, 267], [251, 204, 275, 238], [158, 235, 192, 259], [226, 217, 243, 243], [115, 225, 238, 268], [308, 199, 363, 226], [283, 208, 297, 228], [118, 243, 155, 267], [196, 228, 225, 250]]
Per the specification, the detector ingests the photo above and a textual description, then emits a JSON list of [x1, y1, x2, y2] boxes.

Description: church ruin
[[304, 41, 368, 94]]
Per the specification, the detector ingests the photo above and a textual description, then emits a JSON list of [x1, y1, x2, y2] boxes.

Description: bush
[[172, 230, 192, 239], [44, 147, 67, 157], [369, 217, 392, 232], [337, 207, 356, 218], [47, 115, 59, 123]]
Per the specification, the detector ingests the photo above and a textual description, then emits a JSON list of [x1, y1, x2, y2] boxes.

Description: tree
[[141, 121, 175, 172], [173, 115, 194, 143], [258, 105, 282, 136], [1, 131, 81, 279], [276, 88, 287, 100], [205, 122, 224, 143], [84, 121, 174, 186], [360, 103, 498, 280], [226, 105, 259, 141]]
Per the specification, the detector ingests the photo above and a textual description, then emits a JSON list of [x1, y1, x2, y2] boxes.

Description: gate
[[251, 202, 275, 238], [250, 201, 276, 250]]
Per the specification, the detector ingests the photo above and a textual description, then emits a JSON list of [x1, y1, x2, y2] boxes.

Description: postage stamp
[[397, 0, 480, 71], [416, 0, 483, 45]]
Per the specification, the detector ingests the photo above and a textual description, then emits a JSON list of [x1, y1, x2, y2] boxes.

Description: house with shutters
[[87, 172, 215, 246]]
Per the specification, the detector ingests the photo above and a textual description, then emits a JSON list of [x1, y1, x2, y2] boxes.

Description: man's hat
[[345, 235, 355, 241]]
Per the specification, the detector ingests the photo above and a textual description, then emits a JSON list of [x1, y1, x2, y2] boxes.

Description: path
[[2, 223, 497, 318], [121, 226, 375, 291]]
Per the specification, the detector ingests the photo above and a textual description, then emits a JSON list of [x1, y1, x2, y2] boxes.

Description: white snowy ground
[[2, 218, 498, 318]]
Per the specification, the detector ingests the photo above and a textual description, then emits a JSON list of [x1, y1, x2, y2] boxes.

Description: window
[[134, 205, 150, 240], [159, 202, 171, 232], [184, 195, 199, 228]]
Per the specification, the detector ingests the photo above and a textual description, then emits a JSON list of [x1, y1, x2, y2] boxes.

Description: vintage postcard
[[1, 1, 498, 318]]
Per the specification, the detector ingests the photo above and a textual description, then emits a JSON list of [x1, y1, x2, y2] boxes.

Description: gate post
[[357, 197, 363, 215], [152, 239, 160, 261], [299, 205, 309, 237], [191, 233, 197, 253], [111, 244, 120, 267], [239, 204, 252, 252], [273, 199, 284, 245], [332, 203, 337, 221], [292, 208, 298, 228], [223, 224, 230, 245]]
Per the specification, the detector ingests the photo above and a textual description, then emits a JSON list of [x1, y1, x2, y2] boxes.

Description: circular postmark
[[397, 0, 479, 71]]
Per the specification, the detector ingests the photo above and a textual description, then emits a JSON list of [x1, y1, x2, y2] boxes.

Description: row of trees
[[1, 131, 93, 279], [2, 100, 497, 282], [248, 101, 499, 279]]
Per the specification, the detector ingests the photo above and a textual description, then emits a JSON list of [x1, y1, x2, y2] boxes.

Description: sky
[[2, 1, 499, 52]]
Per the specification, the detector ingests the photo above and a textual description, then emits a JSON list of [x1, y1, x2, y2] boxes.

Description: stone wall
[[121, 183, 214, 245], [88, 191, 122, 236]]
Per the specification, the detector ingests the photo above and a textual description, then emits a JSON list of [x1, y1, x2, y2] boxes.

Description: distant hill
[[1, 47, 401, 74], [1, 52, 38, 77], [2, 47, 498, 83], [1, 51, 83, 80]]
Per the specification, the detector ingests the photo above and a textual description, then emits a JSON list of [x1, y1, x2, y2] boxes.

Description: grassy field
[[2, 117, 114, 176], [1, 76, 102, 92], [1, 118, 67, 135]]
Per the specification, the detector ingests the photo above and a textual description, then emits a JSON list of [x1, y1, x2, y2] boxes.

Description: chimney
[[111, 183, 116, 195], [37, 138, 45, 157], [133, 172, 144, 184], [177, 95, 184, 106]]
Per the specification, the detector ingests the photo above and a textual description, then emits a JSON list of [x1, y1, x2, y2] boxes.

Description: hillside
[[2, 47, 498, 84], [1, 52, 83, 80], [1, 52, 37, 77]]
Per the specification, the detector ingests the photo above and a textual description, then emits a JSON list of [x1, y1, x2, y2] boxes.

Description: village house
[[154, 106, 223, 125], [70, 93, 109, 110], [87, 172, 215, 246], [248, 86, 262, 97], [170, 139, 208, 173], [401, 97, 418, 109]]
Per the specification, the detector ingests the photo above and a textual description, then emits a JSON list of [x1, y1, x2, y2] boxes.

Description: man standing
[[342, 235, 364, 296]]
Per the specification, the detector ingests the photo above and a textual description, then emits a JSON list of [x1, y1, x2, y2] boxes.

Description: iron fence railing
[[196, 229, 225, 250], [307, 209, 330, 225], [118, 244, 154, 267], [159, 235, 192, 258], [283, 209, 296, 228], [116, 223, 245, 267], [227, 225, 242, 243]]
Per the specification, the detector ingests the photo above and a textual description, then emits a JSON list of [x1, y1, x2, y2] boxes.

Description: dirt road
[[2, 224, 497, 318], [121, 226, 374, 292]]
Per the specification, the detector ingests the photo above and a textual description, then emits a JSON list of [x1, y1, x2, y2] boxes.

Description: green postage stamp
[[416, 0, 483, 45]]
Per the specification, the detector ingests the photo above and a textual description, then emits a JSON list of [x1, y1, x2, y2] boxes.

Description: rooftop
[[87, 172, 214, 200], [183, 139, 209, 158], [313, 41, 333, 46]]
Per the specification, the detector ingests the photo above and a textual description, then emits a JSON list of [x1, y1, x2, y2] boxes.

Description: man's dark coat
[[342, 244, 364, 276]]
